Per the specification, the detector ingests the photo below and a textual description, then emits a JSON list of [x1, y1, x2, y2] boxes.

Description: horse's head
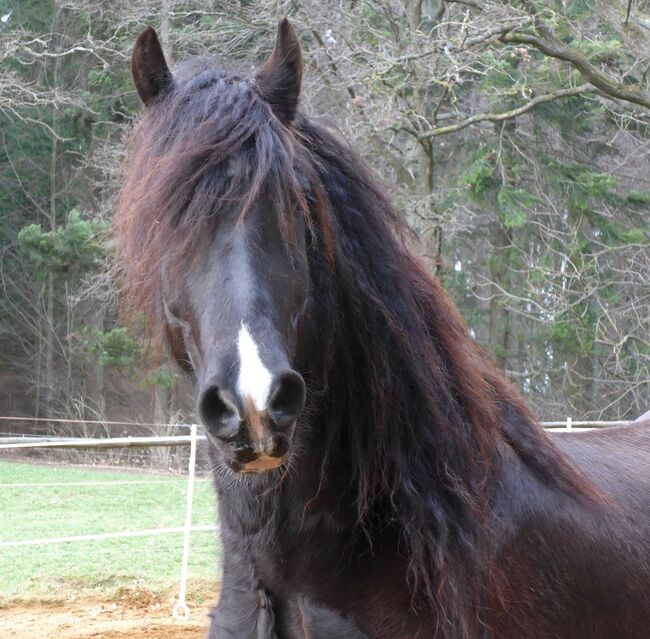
[[123, 21, 311, 473]]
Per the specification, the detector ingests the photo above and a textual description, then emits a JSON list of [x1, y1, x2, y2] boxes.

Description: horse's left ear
[[131, 27, 172, 105], [256, 18, 303, 124]]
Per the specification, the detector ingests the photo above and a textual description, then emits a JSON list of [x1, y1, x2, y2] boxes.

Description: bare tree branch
[[502, 1, 650, 110], [502, 32, 650, 110], [444, 0, 483, 11], [625, 0, 633, 26], [418, 84, 593, 139]]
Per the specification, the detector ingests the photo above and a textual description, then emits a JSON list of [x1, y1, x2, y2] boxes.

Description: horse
[[116, 19, 650, 639]]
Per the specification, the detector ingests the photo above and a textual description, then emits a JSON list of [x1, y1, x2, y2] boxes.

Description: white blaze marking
[[237, 323, 272, 412]]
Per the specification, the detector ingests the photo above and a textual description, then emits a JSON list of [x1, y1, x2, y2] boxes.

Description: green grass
[[0, 461, 221, 601]]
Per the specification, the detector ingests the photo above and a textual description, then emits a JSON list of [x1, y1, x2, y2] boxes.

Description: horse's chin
[[238, 455, 288, 473]]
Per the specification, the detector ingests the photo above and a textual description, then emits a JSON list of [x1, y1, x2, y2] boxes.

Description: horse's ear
[[256, 18, 302, 124], [131, 27, 172, 105]]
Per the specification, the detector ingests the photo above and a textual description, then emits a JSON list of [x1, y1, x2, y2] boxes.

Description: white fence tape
[[0, 415, 195, 428], [0, 479, 209, 488], [0, 524, 217, 548], [0, 435, 207, 450]]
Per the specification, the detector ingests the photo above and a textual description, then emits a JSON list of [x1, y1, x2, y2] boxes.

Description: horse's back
[[552, 422, 650, 519], [633, 409, 650, 423], [494, 422, 650, 638]]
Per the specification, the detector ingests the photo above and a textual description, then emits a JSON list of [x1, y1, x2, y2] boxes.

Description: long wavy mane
[[115, 59, 602, 637], [295, 118, 603, 635]]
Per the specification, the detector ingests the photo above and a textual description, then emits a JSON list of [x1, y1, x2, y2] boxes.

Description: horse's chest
[[250, 546, 370, 638], [275, 597, 370, 638], [247, 525, 421, 639]]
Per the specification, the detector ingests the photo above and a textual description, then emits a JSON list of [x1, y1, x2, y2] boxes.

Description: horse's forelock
[[115, 63, 308, 335]]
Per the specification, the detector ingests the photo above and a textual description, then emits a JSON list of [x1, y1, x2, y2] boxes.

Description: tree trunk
[[44, 270, 55, 429], [488, 220, 513, 371]]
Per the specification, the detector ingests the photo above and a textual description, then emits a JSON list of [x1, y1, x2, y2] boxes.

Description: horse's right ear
[[131, 27, 172, 105]]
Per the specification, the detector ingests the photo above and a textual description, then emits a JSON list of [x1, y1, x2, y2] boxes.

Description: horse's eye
[[290, 297, 309, 329], [163, 299, 197, 375], [162, 296, 189, 330]]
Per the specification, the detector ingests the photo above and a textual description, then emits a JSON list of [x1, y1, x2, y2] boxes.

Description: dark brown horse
[[116, 20, 650, 639]]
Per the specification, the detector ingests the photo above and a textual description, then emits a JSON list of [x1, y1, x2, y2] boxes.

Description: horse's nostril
[[198, 385, 239, 440], [268, 370, 306, 429]]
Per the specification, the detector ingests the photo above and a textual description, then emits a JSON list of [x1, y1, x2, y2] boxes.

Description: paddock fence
[[0, 419, 216, 621], [0, 415, 636, 620]]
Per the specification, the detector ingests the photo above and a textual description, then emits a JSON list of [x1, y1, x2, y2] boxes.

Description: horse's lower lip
[[240, 455, 287, 473]]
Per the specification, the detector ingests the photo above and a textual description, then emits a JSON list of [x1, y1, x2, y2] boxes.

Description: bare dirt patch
[[3, 597, 210, 638]]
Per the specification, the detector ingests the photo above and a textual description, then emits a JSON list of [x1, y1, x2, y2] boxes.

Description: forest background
[[1, 0, 649, 444]]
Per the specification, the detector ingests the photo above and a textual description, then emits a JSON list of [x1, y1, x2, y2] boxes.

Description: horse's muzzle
[[216, 420, 293, 473], [198, 366, 305, 473]]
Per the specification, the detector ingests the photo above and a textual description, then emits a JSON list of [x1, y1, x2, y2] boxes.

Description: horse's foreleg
[[207, 549, 277, 639]]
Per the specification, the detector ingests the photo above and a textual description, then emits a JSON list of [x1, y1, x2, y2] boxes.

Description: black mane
[[293, 117, 602, 630]]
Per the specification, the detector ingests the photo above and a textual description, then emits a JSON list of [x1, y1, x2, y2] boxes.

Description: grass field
[[0, 461, 221, 602]]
